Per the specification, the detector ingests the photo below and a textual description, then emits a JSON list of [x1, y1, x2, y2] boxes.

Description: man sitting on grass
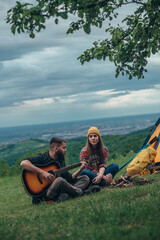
[[21, 137, 93, 204]]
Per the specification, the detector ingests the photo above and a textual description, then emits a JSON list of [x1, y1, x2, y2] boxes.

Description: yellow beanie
[[87, 126, 100, 136]]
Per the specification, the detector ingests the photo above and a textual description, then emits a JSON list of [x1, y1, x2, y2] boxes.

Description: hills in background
[[0, 139, 48, 166], [0, 127, 150, 166], [1, 113, 159, 167]]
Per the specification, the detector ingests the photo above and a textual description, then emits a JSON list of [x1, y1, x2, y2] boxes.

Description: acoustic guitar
[[21, 161, 81, 197]]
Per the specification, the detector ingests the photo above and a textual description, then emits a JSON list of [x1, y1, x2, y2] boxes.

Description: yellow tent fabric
[[141, 117, 160, 172], [127, 147, 157, 176]]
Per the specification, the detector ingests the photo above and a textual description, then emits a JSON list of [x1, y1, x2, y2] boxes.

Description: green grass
[[0, 157, 160, 240]]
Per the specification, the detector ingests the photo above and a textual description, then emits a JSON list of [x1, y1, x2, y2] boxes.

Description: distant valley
[[0, 113, 158, 145]]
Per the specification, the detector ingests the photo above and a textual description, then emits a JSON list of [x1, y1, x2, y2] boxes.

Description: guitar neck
[[55, 162, 82, 175]]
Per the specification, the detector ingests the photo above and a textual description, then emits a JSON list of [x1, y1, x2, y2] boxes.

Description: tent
[[119, 116, 160, 173], [140, 117, 160, 172]]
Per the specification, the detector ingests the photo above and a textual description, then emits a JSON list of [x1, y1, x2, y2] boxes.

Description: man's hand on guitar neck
[[72, 160, 88, 179], [80, 160, 88, 170]]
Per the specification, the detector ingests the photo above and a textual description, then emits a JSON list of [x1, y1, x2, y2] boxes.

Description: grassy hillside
[[0, 139, 48, 166], [0, 166, 160, 240], [0, 127, 160, 239]]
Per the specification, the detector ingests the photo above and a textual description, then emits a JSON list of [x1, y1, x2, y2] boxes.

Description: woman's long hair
[[86, 135, 105, 166]]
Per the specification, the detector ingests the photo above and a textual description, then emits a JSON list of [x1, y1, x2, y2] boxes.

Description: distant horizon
[[0, 112, 159, 130], [0, 112, 159, 146]]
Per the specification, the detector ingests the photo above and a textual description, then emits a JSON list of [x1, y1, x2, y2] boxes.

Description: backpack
[[126, 147, 157, 177]]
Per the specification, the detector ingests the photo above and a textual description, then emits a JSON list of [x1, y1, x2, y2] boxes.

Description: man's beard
[[55, 149, 65, 161]]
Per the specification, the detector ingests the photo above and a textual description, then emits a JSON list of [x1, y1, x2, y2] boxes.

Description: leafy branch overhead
[[6, 0, 160, 79]]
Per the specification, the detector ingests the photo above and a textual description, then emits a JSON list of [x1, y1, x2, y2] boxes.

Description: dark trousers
[[80, 163, 119, 186], [46, 175, 90, 201]]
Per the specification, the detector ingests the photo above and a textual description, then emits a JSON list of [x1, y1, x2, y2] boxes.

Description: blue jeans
[[80, 163, 119, 186]]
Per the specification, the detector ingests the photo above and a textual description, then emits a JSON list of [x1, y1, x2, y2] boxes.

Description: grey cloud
[[0, 0, 160, 127]]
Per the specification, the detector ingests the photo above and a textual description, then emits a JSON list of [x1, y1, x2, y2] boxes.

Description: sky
[[0, 0, 160, 128]]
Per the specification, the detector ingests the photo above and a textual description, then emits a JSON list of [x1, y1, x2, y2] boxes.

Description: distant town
[[0, 113, 158, 146]]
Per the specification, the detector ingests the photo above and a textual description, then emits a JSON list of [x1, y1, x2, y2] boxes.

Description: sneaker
[[32, 197, 42, 204], [57, 194, 69, 202], [83, 185, 101, 195], [74, 187, 84, 197]]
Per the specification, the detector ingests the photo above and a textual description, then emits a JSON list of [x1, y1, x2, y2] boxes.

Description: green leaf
[[83, 24, 91, 34], [78, 10, 84, 18], [24, 24, 28, 30], [40, 16, 45, 23], [97, 55, 101, 60], [109, 55, 113, 61], [6, 18, 10, 24], [17, 27, 21, 33], [59, 12, 68, 19], [58, 0, 64, 4], [66, 28, 73, 34], [55, 18, 58, 24], [152, 46, 156, 54], [16, 1, 22, 8], [30, 32, 35, 38], [11, 25, 16, 34], [115, 72, 119, 78], [99, 21, 102, 28]]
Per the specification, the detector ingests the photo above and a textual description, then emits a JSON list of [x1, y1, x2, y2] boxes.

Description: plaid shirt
[[80, 146, 109, 174]]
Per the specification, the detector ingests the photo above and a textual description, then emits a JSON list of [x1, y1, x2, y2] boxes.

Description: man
[[21, 137, 90, 204]]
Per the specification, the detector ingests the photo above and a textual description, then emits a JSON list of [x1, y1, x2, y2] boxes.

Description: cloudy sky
[[0, 0, 160, 128]]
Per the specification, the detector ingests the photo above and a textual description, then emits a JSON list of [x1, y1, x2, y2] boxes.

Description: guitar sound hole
[[48, 170, 55, 176]]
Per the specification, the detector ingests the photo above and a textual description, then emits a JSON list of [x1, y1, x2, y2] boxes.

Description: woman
[[80, 126, 119, 186]]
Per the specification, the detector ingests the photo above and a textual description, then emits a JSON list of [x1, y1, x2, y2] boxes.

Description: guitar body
[[21, 161, 81, 197], [22, 161, 60, 197]]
